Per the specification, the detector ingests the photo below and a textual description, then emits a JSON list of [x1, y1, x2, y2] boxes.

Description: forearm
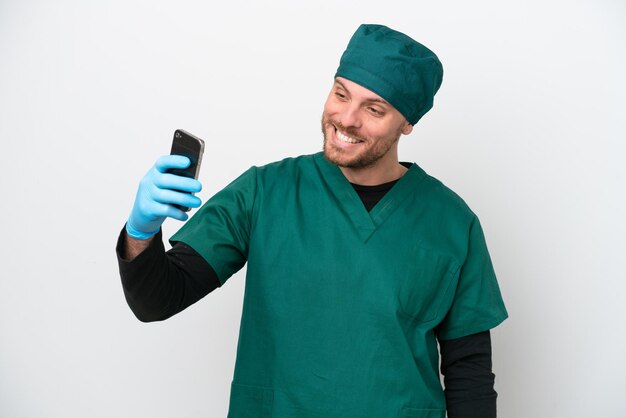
[[439, 331, 498, 418], [123, 231, 154, 260], [116, 227, 220, 322]]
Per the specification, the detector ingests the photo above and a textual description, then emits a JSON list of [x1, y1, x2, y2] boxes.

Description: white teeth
[[336, 130, 360, 144]]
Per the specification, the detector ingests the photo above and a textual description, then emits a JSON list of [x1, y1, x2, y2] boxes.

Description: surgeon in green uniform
[[118, 24, 508, 418]]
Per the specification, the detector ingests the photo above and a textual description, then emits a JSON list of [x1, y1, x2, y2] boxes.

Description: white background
[[1, 0, 624, 417]]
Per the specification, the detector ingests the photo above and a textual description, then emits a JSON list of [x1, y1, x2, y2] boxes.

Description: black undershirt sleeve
[[438, 331, 497, 418], [116, 227, 220, 322]]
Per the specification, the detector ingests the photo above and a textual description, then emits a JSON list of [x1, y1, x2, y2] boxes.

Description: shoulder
[[255, 153, 317, 173], [408, 163, 477, 224], [401, 165, 487, 263], [222, 154, 316, 189], [253, 153, 320, 185]]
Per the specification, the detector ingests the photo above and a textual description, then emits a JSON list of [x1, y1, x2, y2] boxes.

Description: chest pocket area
[[386, 246, 457, 324]]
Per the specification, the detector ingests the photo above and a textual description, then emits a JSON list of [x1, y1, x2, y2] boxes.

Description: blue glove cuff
[[125, 220, 159, 240]]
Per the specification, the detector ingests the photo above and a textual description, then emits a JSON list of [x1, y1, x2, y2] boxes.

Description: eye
[[334, 91, 348, 101], [367, 107, 384, 116]]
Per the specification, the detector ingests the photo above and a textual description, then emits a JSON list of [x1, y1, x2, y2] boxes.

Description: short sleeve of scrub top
[[169, 167, 257, 285], [435, 215, 508, 341]]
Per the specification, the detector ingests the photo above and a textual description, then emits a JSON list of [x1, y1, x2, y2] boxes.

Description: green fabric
[[335, 24, 444, 125], [170, 153, 508, 418]]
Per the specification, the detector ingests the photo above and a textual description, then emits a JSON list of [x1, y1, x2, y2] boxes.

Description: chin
[[322, 140, 343, 166], [323, 141, 370, 169], [322, 133, 354, 168]]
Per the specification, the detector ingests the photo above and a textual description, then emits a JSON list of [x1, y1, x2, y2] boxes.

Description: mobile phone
[[168, 129, 205, 212]]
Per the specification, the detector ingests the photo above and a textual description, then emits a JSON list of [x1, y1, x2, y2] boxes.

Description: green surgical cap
[[335, 24, 444, 125]]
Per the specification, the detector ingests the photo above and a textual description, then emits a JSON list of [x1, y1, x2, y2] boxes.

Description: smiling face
[[322, 77, 413, 183]]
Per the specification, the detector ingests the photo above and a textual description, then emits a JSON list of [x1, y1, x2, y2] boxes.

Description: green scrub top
[[171, 152, 508, 418]]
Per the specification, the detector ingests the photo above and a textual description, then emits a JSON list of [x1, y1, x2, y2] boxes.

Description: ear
[[401, 122, 413, 135]]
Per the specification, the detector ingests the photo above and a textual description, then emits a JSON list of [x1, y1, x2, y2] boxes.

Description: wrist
[[123, 230, 156, 261], [125, 219, 159, 240]]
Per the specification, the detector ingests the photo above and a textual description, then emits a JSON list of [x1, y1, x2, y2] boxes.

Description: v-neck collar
[[313, 152, 426, 243]]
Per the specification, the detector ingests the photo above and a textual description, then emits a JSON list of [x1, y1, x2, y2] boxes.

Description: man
[[117, 24, 508, 418]]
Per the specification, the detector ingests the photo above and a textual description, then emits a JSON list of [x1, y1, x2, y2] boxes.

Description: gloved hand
[[126, 155, 203, 240]]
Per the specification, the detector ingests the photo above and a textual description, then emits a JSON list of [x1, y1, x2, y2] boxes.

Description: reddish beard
[[321, 113, 402, 169]]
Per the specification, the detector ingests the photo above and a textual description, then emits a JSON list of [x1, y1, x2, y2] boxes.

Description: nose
[[338, 103, 362, 129]]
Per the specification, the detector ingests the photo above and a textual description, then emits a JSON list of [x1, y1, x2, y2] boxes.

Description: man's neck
[[339, 161, 408, 186]]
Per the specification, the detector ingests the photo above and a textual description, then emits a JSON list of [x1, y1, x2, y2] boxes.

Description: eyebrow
[[334, 79, 390, 106]]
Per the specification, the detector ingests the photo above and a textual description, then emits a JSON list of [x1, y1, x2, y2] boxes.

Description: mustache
[[325, 118, 365, 142]]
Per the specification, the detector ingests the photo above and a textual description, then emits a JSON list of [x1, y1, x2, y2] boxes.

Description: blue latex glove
[[126, 155, 203, 240]]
